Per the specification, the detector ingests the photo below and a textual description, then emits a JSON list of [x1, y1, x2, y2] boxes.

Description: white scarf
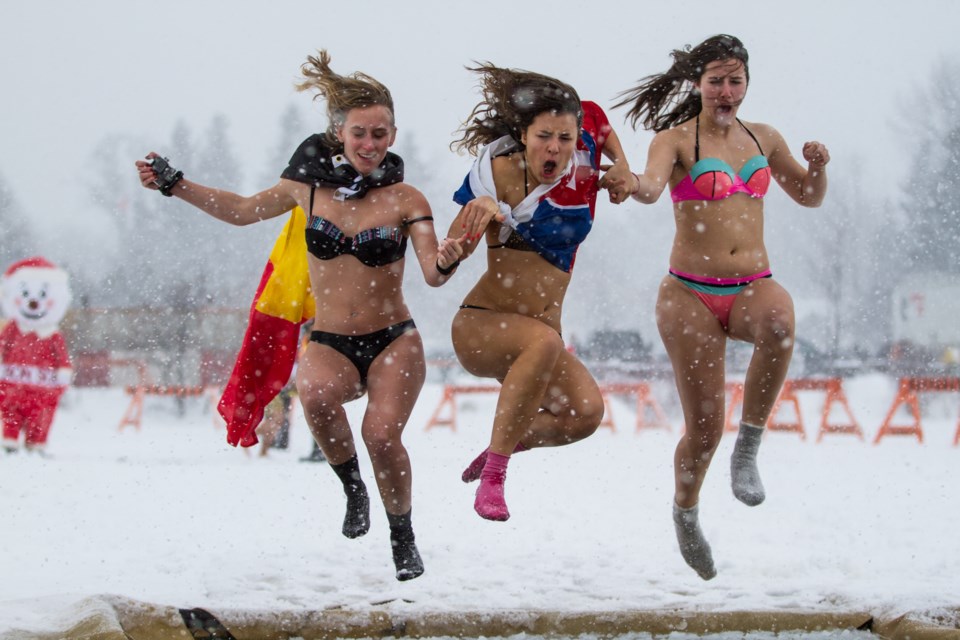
[[468, 136, 578, 242]]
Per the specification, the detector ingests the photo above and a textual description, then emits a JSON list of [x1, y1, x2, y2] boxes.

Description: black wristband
[[436, 259, 460, 276], [149, 156, 185, 197]]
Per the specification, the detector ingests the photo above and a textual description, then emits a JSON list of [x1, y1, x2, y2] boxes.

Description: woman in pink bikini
[[613, 34, 830, 579]]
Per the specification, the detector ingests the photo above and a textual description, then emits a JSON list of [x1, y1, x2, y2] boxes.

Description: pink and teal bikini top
[[670, 117, 772, 203]]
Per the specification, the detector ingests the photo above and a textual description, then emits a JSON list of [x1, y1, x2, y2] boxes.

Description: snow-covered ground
[[0, 372, 958, 636]]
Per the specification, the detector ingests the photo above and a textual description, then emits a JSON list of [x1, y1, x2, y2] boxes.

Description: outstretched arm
[[597, 127, 639, 204], [135, 152, 296, 225], [628, 131, 676, 204]]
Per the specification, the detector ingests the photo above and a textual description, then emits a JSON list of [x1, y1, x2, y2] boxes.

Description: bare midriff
[[462, 243, 570, 334], [669, 194, 770, 279]]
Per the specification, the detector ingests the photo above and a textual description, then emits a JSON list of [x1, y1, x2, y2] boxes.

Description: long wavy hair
[[451, 63, 583, 156], [295, 50, 395, 146], [614, 34, 749, 133]]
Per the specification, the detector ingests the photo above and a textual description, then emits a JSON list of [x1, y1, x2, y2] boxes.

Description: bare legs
[[657, 276, 794, 578], [452, 309, 605, 520], [727, 280, 795, 507], [296, 330, 427, 580]]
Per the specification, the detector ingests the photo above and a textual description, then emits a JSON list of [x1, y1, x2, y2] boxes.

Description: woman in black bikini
[[136, 50, 463, 581], [611, 35, 829, 580]]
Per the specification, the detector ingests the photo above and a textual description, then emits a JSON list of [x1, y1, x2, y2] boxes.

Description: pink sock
[[475, 452, 511, 521], [462, 442, 527, 483]]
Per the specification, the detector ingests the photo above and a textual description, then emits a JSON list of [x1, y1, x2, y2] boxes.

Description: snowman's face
[[1, 268, 72, 332]]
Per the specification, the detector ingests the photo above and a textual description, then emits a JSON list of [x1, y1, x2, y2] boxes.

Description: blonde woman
[[136, 50, 464, 581]]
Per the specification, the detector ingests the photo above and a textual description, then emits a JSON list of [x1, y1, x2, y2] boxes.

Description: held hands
[[460, 195, 504, 244], [436, 235, 465, 276], [802, 142, 830, 168], [598, 163, 641, 204]]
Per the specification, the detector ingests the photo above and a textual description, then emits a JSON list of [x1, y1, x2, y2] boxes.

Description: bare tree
[[897, 57, 960, 275], [0, 170, 36, 268]]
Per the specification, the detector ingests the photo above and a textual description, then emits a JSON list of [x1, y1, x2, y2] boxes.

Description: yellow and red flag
[[218, 207, 314, 447]]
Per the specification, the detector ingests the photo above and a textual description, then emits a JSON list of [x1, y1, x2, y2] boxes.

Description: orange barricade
[[109, 358, 150, 431], [119, 383, 221, 431], [599, 382, 670, 433], [764, 381, 807, 440], [874, 377, 960, 445], [425, 382, 667, 433], [770, 378, 863, 442], [425, 384, 501, 432], [724, 378, 860, 441]]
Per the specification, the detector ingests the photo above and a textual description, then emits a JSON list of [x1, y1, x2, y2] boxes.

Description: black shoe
[[391, 530, 424, 581], [342, 486, 370, 539]]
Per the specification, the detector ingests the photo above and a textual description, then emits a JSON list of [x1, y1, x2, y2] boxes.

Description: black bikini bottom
[[310, 319, 416, 387]]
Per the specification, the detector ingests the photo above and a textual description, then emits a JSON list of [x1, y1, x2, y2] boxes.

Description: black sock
[[387, 510, 424, 581], [330, 455, 362, 491], [330, 456, 370, 539]]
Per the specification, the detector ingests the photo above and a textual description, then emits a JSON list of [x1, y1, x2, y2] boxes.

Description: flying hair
[[452, 62, 582, 156], [295, 50, 395, 146], [614, 34, 749, 132]]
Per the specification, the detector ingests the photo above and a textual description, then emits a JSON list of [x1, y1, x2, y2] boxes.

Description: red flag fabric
[[218, 207, 314, 447]]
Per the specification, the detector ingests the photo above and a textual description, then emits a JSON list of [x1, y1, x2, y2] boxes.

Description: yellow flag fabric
[[254, 206, 315, 323]]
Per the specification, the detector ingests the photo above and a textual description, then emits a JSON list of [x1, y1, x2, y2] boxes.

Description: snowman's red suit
[[0, 257, 72, 452]]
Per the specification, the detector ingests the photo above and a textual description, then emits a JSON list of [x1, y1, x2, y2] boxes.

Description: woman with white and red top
[[446, 63, 637, 523]]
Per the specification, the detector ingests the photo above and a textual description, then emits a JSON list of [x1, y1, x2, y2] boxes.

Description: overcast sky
[[4, 0, 958, 229]]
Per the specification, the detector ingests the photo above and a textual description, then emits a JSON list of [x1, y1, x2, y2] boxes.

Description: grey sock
[[731, 421, 766, 506], [672, 502, 717, 580]]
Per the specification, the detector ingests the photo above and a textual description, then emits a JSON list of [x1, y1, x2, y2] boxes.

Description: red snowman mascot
[[0, 257, 72, 454]]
